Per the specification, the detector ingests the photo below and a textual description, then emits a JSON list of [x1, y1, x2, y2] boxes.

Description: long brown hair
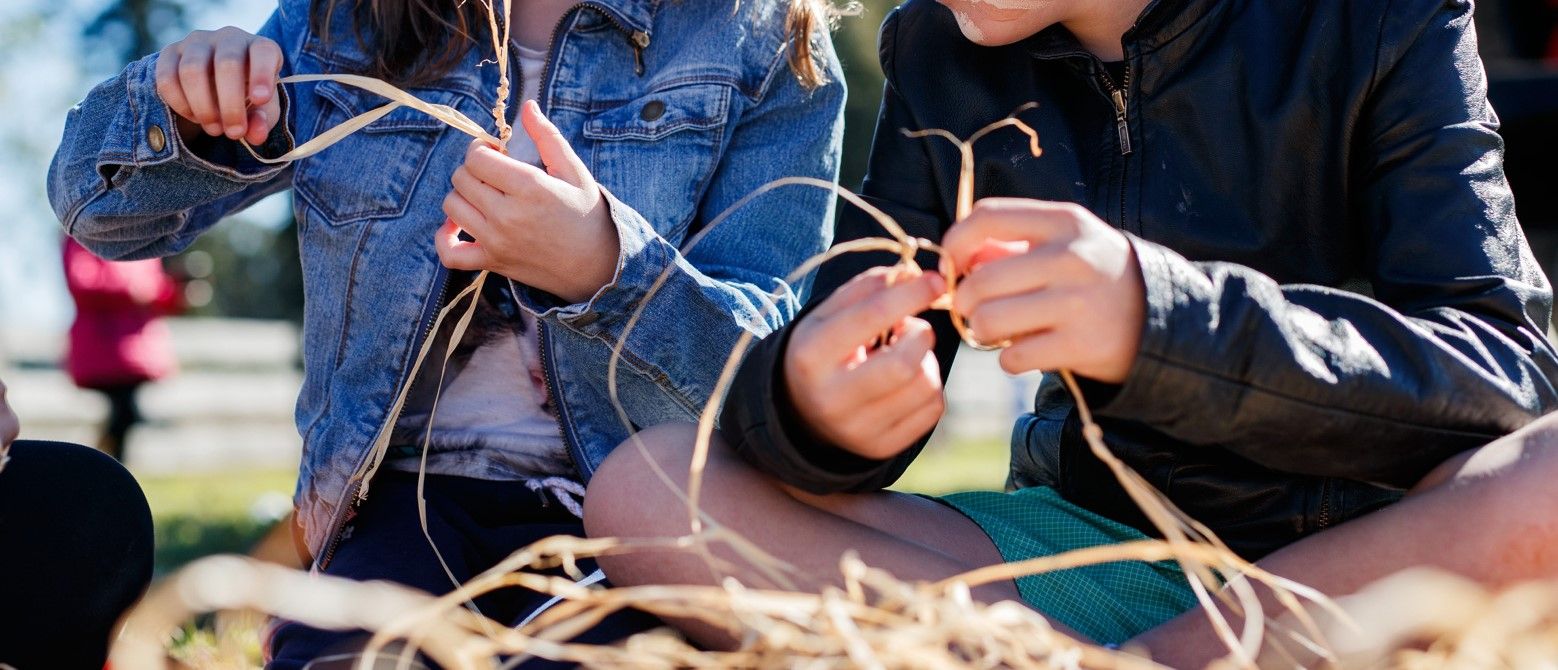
[[309, 0, 839, 89]]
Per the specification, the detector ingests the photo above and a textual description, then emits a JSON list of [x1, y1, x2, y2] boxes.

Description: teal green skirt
[[939, 486, 1197, 644]]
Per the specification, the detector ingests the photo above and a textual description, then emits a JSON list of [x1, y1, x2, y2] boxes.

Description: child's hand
[[944, 198, 1145, 384], [436, 101, 619, 304], [155, 27, 284, 146], [0, 378, 18, 450], [783, 268, 949, 460]]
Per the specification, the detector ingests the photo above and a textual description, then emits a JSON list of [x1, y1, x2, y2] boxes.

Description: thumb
[[520, 100, 590, 187]]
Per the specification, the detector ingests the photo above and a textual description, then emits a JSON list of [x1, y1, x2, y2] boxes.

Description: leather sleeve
[[1097, 0, 1558, 488], [719, 9, 960, 493]]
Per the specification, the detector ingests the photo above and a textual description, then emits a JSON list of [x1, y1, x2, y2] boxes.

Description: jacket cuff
[[512, 187, 674, 336], [99, 52, 293, 185], [720, 322, 901, 494], [1091, 235, 1193, 419]]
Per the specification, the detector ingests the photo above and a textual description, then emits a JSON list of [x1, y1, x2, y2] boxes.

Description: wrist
[[558, 193, 620, 304]]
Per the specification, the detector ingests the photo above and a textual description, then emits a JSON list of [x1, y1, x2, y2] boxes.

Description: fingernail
[[252, 85, 269, 99], [227, 125, 245, 138], [254, 109, 267, 125], [203, 123, 223, 136]]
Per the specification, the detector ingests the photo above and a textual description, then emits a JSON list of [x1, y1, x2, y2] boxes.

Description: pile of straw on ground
[[113, 542, 1558, 669]]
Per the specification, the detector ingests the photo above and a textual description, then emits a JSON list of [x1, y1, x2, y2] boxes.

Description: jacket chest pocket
[[583, 83, 733, 239], [295, 81, 470, 225]]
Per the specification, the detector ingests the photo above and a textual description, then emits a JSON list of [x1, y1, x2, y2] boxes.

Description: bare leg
[[583, 423, 1044, 647], [1135, 415, 1558, 667], [591, 417, 1558, 662]]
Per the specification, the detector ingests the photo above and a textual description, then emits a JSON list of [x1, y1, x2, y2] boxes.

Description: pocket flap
[[582, 83, 732, 142], [311, 80, 472, 134]]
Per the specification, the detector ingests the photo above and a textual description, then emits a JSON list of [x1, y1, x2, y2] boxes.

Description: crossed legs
[[582, 423, 1032, 645], [584, 416, 1558, 663]]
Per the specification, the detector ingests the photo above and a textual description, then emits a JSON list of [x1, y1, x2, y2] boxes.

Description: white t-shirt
[[388, 46, 576, 483], [503, 46, 548, 166]]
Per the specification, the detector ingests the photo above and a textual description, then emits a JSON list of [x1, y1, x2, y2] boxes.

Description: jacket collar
[[575, 0, 657, 38], [1023, 0, 1215, 61], [307, 0, 657, 72]]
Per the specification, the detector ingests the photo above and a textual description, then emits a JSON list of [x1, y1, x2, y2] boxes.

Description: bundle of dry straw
[[104, 1, 1558, 668]]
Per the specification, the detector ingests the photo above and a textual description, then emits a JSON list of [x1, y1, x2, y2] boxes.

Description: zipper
[[629, 30, 650, 76], [538, 3, 652, 94], [1316, 478, 1335, 530], [503, 278, 578, 473], [533, 5, 615, 476], [1097, 64, 1133, 156], [1095, 59, 1134, 233], [317, 268, 453, 569], [537, 319, 587, 477]]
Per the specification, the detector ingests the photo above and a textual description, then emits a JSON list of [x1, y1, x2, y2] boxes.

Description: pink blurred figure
[[62, 238, 182, 461]]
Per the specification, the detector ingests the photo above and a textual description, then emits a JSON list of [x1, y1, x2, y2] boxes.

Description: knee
[[1488, 481, 1558, 579], [0, 440, 151, 543], [0, 441, 153, 661], [1457, 424, 1558, 577], [583, 422, 702, 540]]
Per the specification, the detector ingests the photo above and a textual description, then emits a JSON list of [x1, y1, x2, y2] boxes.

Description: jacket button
[[147, 125, 167, 153], [640, 100, 666, 122]]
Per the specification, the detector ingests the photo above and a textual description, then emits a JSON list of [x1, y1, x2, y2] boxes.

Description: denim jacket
[[48, 0, 845, 562]]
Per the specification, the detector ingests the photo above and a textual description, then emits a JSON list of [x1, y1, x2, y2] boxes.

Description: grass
[[140, 469, 296, 575], [139, 470, 294, 666], [894, 436, 1009, 496]]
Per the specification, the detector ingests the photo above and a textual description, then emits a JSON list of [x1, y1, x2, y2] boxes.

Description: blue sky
[[0, 0, 282, 331]]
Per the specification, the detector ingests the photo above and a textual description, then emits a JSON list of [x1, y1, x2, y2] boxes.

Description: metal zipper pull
[[1110, 88, 1132, 156], [629, 30, 650, 76]]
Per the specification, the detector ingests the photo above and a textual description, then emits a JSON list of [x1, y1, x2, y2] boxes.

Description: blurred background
[[0, 0, 1554, 593]]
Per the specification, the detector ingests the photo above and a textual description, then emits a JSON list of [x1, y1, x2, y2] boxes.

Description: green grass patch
[[140, 469, 296, 575], [141, 469, 296, 519], [893, 437, 1009, 495]]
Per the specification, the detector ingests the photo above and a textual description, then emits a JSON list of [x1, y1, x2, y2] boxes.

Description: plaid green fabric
[[939, 486, 1197, 644]]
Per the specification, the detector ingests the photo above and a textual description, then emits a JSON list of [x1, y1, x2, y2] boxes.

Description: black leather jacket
[[721, 0, 1558, 559]]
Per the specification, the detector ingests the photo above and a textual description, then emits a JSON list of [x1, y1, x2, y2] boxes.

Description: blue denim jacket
[[48, 0, 844, 561]]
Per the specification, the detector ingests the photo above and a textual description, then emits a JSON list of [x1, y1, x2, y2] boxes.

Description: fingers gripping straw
[[112, 1, 1348, 664]]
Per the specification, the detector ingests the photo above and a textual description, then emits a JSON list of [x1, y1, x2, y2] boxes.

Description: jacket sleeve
[[47, 10, 298, 262], [1095, 0, 1558, 488], [721, 10, 961, 494], [512, 41, 848, 423]]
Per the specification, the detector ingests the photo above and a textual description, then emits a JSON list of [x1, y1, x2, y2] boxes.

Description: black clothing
[[268, 472, 659, 669], [0, 441, 154, 669], [95, 382, 143, 460], [722, 0, 1558, 559]]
